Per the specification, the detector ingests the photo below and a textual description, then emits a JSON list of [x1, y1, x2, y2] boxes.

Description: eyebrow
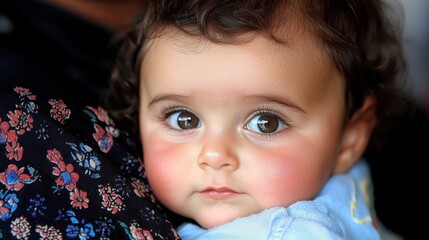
[[244, 95, 305, 113], [148, 94, 304, 113], [148, 94, 192, 107]]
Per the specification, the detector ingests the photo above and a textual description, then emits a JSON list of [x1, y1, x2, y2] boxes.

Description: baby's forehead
[[150, 23, 324, 56], [141, 25, 342, 89]]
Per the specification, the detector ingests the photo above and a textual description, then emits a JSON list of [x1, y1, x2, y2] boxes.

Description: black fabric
[[0, 0, 180, 239], [0, 0, 114, 106]]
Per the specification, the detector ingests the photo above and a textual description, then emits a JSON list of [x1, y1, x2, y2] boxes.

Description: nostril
[[199, 162, 210, 169]]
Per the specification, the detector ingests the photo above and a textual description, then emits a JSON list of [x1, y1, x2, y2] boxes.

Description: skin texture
[[139, 29, 376, 229]]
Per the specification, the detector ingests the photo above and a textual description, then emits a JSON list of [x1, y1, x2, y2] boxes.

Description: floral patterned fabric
[[0, 86, 180, 239], [0, 1, 181, 238]]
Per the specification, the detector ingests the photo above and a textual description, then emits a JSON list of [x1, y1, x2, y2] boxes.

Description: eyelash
[[160, 106, 197, 132], [162, 106, 188, 119], [158, 106, 292, 138], [245, 109, 291, 139]]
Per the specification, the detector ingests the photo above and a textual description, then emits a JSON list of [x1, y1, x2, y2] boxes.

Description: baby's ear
[[334, 96, 376, 174]]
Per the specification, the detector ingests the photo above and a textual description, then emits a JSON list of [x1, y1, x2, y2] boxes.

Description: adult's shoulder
[[0, 85, 180, 239]]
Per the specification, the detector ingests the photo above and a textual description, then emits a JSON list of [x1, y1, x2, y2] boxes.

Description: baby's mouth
[[200, 187, 239, 200]]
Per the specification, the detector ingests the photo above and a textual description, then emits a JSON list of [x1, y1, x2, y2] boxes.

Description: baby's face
[[139, 29, 347, 228]]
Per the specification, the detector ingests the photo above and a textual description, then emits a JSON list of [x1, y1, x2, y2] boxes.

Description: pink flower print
[[52, 161, 79, 191], [70, 188, 89, 209], [6, 140, 23, 161], [130, 224, 154, 240], [0, 119, 10, 144], [86, 106, 115, 126], [10, 216, 31, 239], [35, 225, 63, 240], [1, 120, 18, 146], [14, 86, 37, 100], [1, 119, 22, 161], [92, 124, 113, 153], [105, 125, 120, 138], [8, 110, 34, 135], [46, 148, 63, 164], [0, 164, 30, 191], [6, 128, 18, 145], [98, 185, 125, 214], [48, 99, 71, 124], [131, 179, 149, 198]]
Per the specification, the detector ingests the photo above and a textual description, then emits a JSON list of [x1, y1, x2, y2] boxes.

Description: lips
[[200, 187, 239, 199]]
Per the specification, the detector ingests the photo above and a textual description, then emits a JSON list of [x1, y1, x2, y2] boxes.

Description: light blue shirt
[[178, 160, 386, 240]]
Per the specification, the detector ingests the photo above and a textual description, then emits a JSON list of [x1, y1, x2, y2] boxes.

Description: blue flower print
[[68, 142, 101, 179], [65, 210, 96, 239], [0, 192, 19, 221], [26, 194, 47, 218]]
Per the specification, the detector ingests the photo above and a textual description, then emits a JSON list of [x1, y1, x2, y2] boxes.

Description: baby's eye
[[245, 113, 285, 134], [167, 110, 201, 130]]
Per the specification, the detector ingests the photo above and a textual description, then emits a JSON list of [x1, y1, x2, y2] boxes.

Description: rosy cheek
[[247, 144, 326, 206], [142, 137, 184, 203]]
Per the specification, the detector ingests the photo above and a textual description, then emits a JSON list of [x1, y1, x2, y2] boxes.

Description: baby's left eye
[[166, 110, 201, 130], [245, 113, 286, 134]]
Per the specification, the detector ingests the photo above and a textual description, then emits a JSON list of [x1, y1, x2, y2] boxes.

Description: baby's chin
[[192, 208, 259, 229]]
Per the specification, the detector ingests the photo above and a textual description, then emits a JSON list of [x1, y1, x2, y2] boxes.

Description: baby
[[106, 0, 408, 239]]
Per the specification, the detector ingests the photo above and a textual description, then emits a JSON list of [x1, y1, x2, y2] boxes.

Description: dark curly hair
[[104, 0, 411, 153]]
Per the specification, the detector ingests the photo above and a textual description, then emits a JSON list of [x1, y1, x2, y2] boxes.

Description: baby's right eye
[[167, 110, 201, 130]]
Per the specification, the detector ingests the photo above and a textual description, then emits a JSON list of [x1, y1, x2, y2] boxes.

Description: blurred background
[[370, 1, 429, 239], [401, 0, 429, 113]]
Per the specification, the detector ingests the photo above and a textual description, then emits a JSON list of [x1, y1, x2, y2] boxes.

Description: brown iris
[[177, 111, 199, 129], [256, 114, 279, 133]]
